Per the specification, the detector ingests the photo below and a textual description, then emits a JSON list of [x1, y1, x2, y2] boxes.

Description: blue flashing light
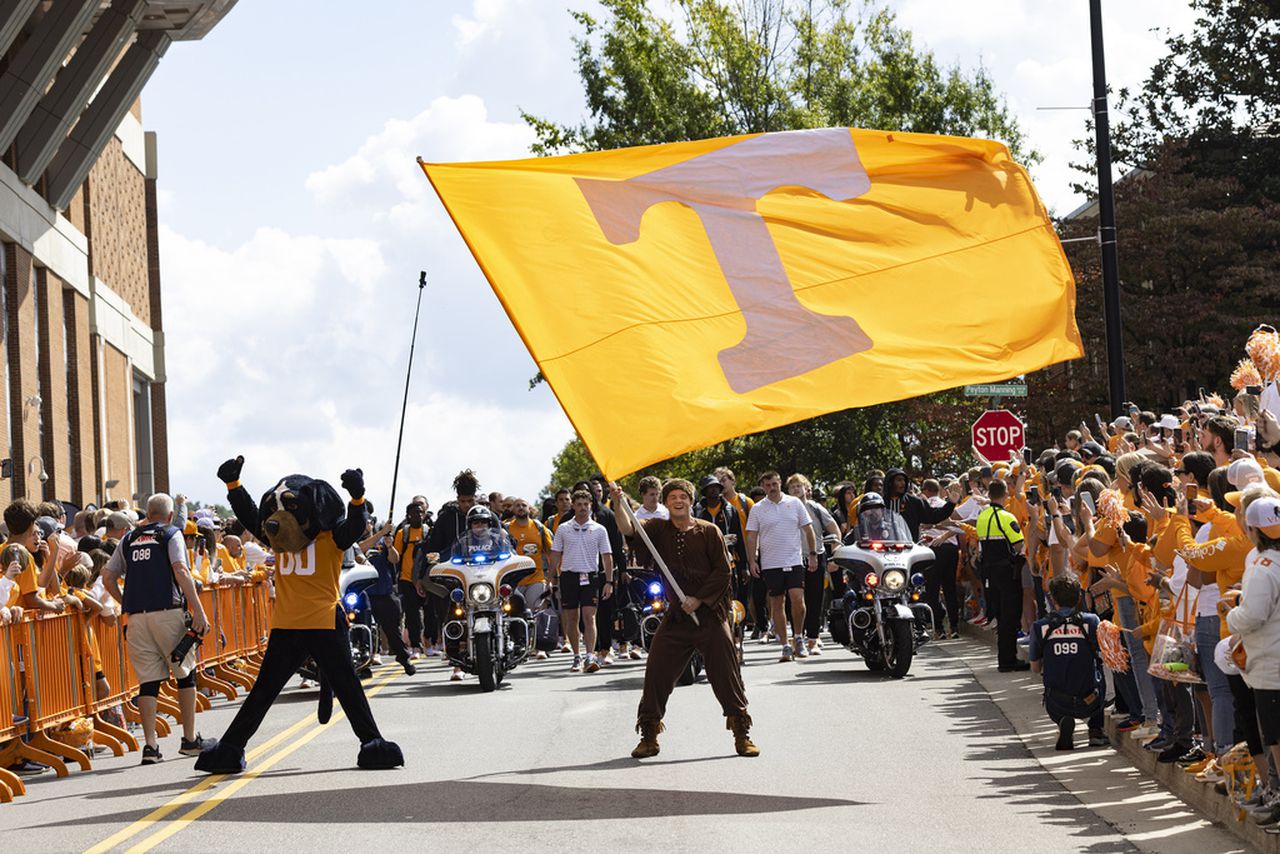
[[451, 556, 463, 564], [343, 592, 359, 608], [648, 581, 663, 596], [910, 572, 925, 587], [474, 555, 487, 564], [449, 588, 465, 603], [497, 552, 510, 560]]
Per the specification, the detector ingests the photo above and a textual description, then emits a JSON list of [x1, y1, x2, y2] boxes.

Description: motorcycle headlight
[[882, 569, 906, 593], [469, 583, 495, 605], [343, 592, 359, 609]]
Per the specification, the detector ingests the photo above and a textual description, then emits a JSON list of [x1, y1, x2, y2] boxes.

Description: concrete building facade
[[0, 1, 234, 509]]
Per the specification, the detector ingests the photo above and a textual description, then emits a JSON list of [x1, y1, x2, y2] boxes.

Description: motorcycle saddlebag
[[535, 606, 561, 652]]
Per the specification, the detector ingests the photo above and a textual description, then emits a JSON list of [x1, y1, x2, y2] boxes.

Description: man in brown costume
[[611, 478, 758, 759]]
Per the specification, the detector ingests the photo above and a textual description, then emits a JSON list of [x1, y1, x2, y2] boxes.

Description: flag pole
[[1090, 0, 1127, 417], [388, 271, 427, 521]]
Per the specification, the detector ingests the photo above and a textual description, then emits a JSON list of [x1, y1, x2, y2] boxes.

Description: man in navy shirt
[[1029, 574, 1108, 751]]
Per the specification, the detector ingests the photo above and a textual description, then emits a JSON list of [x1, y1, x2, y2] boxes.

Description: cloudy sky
[[141, 0, 1196, 512]]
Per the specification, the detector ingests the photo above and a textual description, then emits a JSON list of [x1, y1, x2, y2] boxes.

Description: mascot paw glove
[[357, 738, 404, 770], [341, 468, 366, 501], [217, 456, 245, 485]]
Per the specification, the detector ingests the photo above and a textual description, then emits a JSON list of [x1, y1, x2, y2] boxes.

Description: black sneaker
[[1087, 729, 1109, 747], [1176, 745, 1207, 766], [948, 631, 961, 639], [998, 661, 1031, 672], [141, 744, 163, 765], [1157, 742, 1192, 763], [179, 734, 215, 756], [1055, 716, 1075, 751]]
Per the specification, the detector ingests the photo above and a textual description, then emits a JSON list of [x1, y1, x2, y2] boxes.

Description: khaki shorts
[[126, 609, 196, 684]]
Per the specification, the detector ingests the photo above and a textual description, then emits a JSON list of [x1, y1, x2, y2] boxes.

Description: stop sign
[[971, 410, 1026, 464]]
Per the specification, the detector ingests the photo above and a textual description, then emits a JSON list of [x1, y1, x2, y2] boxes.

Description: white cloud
[[303, 94, 536, 233], [451, 0, 539, 50]]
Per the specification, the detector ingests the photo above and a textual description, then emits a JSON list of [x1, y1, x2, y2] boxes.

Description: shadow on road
[[42, 779, 865, 827]]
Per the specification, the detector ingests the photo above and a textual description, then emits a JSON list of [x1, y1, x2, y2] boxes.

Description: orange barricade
[[0, 622, 23, 802], [0, 579, 271, 803]]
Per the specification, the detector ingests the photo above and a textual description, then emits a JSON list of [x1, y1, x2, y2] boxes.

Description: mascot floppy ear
[[300, 478, 346, 533]]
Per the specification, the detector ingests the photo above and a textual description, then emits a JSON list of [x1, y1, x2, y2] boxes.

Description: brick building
[[1, 1, 234, 510]]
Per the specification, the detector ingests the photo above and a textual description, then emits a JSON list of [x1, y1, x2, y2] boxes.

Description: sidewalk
[[941, 625, 1259, 854]]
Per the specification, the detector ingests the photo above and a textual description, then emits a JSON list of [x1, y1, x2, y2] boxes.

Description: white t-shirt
[[551, 518, 611, 574], [746, 494, 813, 570], [1185, 524, 1222, 618], [634, 504, 670, 521]]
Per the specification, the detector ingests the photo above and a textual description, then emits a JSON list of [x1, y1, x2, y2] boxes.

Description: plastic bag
[[1147, 585, 1203, 685]]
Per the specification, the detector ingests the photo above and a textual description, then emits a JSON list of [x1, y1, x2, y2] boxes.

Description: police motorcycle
[[429, 507, 536, 692], [826, 494, 933, 678], [298, 561, 380, 682]]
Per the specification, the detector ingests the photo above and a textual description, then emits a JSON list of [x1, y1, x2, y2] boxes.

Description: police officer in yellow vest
[[977, 479, 1030, 672]]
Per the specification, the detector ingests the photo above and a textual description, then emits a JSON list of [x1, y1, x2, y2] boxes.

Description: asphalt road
[[3, 634, 1249, 853]]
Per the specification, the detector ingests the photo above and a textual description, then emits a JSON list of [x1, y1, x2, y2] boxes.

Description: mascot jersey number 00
[[195, 456, 404, 773]]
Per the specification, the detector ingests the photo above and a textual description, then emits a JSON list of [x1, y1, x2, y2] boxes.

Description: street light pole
[[388, 271, 427, 523], [1090, 0, 1126, 417]]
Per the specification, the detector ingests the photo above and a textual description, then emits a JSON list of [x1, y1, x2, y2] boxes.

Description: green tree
[[1048, 0, 1280, 434], [531, 0, 1025, 486]]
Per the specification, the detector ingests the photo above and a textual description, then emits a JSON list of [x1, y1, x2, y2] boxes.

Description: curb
[[960, 620, 1274, 853]]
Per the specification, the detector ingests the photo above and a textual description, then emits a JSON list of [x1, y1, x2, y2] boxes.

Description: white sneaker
[[1128, 724, 1159, 740], [795, 641, 810, 659], [628, 647, 644, 660], [559, 641, 573, 653], [371, 654, 384, 666], [601, 651, 616, 667], [449, 668, 464, 681], [535, 650, 548, 660], [570, 655, 583, 673], [585, 655, 601, 673]]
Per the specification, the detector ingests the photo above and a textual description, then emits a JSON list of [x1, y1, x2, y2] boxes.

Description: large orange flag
[[421, 127, 1082, 477]]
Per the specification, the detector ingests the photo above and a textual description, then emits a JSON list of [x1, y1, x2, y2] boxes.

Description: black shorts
[[762, 566, 805, 595], [559, 572, 600, 609], [1255, 689, 1280, 746]]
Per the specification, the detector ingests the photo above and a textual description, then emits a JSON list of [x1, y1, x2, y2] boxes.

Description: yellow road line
[[121, 668, 402, 854], [83, 665, 400, 854]]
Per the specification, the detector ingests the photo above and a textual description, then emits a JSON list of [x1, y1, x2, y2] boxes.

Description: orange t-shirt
[[392, 526, 425, 583], [271, 530, 343, 630]]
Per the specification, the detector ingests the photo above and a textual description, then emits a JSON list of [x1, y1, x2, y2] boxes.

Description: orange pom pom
[[1231, 358, 1263, 391], [1097, 488, 1128, 530], [1246, 324, 1280, 382], [1098, 620, 1130, 672]]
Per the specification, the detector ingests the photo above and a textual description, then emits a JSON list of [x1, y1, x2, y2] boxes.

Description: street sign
[[964, 383, 1028, 397], [972, 410, 1026, 464]]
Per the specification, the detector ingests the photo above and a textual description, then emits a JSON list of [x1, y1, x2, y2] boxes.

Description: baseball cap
[[106, 510, 135, 532], [34, 516, 60, 538], [1112, 416, 1132, 429], [1225, 459, 1267, 506], [1080, 441, 1105, 459], [1244, 496, 1280, 538], [1155, 414, 1181, 430]]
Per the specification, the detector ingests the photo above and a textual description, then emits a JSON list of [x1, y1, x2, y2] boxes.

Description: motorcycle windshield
[[451, 528, 515, 564], [854, 507, 912, 544]]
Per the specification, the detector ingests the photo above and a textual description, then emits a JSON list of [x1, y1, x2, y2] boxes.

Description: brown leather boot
[[728, 715, 760, 757], [631, 720, 662, 759]]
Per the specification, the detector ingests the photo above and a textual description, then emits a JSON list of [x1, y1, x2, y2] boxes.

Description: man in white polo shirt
[[745, 470, 817, 662], [549, 489, 615, 673]]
